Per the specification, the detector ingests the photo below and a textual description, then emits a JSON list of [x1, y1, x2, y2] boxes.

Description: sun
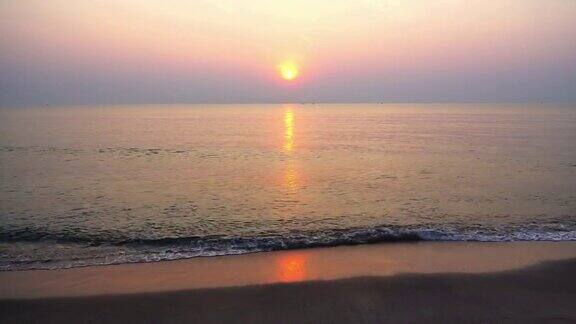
[[278, 62, 299, 81]]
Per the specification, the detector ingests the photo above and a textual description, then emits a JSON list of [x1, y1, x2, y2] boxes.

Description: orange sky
[[1, 0, 575, 104]]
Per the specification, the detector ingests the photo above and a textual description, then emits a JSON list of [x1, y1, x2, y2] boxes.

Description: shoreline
[[1, 241, 575, 300], [1, 245, 576, 323]]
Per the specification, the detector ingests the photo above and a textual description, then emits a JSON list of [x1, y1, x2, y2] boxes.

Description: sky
[[0, 0, 575, 105]]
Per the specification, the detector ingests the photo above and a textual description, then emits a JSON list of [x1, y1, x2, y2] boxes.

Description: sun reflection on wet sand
[[276, 253, 308, 282]]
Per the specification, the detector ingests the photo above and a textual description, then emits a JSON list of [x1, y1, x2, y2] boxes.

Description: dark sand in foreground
[[2, 243, 576, 323]]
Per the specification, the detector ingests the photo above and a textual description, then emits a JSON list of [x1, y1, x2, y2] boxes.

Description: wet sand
[[1, 242, 576, 323]]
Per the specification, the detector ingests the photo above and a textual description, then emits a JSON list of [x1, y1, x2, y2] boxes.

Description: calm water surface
[[1, 104, 575, 269]]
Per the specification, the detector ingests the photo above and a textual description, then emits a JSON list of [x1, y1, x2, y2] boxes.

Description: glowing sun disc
[[279, 62, 299, 81]]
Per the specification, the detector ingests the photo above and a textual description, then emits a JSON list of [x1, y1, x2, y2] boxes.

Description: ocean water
[[1, 103, 575, 270]]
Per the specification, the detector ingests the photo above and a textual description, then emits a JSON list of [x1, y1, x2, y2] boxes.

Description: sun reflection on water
[[283, 159, 300, 193], [281, 105, 301, 192], [283, 107, 294, 153]]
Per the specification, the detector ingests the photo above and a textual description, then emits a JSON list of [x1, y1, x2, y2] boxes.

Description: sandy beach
[[2, 242, 576, 323]]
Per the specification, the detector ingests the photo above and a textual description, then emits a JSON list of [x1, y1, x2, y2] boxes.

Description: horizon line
[[2, 100, 575, 109]]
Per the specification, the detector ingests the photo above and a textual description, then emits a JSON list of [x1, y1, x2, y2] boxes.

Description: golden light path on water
[[283, 160, 299, 194], [282, 105, 299, 194], [276, 105, 309, 282], [283, 106, 294, 153]]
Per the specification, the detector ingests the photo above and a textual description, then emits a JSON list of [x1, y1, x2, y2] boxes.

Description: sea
[[1, 103, 575, 270]]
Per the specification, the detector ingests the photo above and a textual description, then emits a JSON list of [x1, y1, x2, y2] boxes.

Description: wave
[[2, 223, 576, 270], [2, 223, 576, 245]]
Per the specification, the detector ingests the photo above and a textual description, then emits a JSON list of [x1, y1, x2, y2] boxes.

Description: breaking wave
[[2, 223, 575, 270]]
